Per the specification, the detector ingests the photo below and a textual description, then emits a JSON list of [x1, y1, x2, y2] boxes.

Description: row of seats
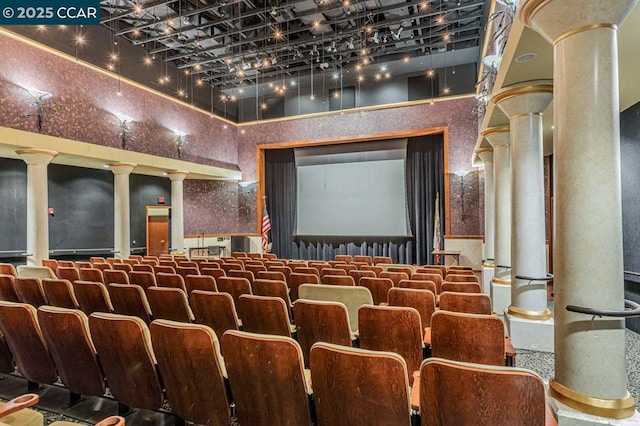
[[0, 303, 553, 425]]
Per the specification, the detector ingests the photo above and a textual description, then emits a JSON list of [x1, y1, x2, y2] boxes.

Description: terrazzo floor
[[1, 326, 639, 424]]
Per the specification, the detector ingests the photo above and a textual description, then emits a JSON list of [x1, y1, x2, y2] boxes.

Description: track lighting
[[326, 41, 337, 53]]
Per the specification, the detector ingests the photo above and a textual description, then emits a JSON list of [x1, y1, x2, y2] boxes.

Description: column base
[[547, 382, 639, 425], [482, 264, 495, 295], [491, 277, 511, 316], [504, 310, 554, 352]]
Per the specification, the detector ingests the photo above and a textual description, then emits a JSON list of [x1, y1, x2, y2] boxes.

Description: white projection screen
[[294, 139, 412, 238]]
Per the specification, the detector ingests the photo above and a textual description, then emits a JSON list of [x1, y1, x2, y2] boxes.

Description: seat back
[[176, 266, 199, 279], [16, 265, 57, 280], [0, 301, 57, 384], [127, 271, 156, 290], [287, 273, 319, 301], [310, 342, 410, 426], [256, 271, 286, 282], [420, 358, 547, 426], [292, 266, 319, 276], [228, 269, 255, 283], [320, 268, 347, 279], [253, 279, 291, 308], [149, 320, 230, 425], [322, 275, 355, 286], [348, 269, 376, 285], [385, 265, 415, 276], [245, 264, 267, 276], [190, 291, 239, 341], [268, 266, 292, 280], [439, 291, 492, 315], [358, 277, 393, 305], [105, 258, 122, 266], [0, 275, 20, 302], [103, 270, 129, 285], [388, 288, 436, 328], [444, 273, 479, 283], [418, 265, 446, 276], [112, 264, 133, 273], [237, 295, 292, 337], [447, 265, 473, 272], [14, 278, 47, 308], [155, 273, 187, 293], [298, 284, 373, 332], [146, 287, 193, 323], [335, 255, 353, 263], [216, 277, 252, 309], [42, 279, 79, 309], [37, 306, 105, 396], [88, 313, 164, 410], [72, 281, 113, 315], [412, 272, 443, 294], [441, 282, 482, 294], [200, 268, 226, 282], [221, 330, 312, 426], [92, 263, 111, 273], [353, 255, 373, 265], [0, 333, 14, 373], [184, 275, 217, 294], [430, 311, 505, 366], [263, 253, 278, 260], [380, 271, 409, 287], [78, 268, 104, 284], [56, 267, 80, 282], [358, 305, 423, 382], [178, 261, 198, 269], [293, 299, 352, 367], [398, 279, 437, 295], [0, 264, 18, 277], [108, 284, 152, 324], [132, 264, 154, 273], [373, 256, 392, 265], [42, 259, 59, 271], [360, 265, 383, 276], [152, 265, 175, 275]]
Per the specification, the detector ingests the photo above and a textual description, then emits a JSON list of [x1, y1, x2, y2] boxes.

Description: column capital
[[481, 127, 510, 148], [520, 0, 638, 45], [108, 162, 137, 175], [492, 81, 553, 118], [15, 149, 58, 165], [476, 148, 494, 164], [167, 171, 189, 182]]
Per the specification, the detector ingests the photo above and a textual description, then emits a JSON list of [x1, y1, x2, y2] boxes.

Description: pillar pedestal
[[492, 81, 554, 352], [482, 126, 511, 315], [477, 148, 496, 296], [522, 0, 638, 419], [481, 262, 495, 295], [110, 162, 136, 260], [168, 171, 188, 255], [16, 149, 58, 266]]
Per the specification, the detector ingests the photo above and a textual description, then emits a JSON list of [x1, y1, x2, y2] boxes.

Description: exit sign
[[158, 196, 165, 204]]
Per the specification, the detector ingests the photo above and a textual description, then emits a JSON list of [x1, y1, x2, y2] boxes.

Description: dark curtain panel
[[264, 148, 298, 259], [406, 134, 445, 265], [264, 134, 444, 264]]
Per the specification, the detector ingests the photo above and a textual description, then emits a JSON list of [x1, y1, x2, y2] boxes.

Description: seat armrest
[[0, 394, 39, 418], [410, 371, 420, 411]]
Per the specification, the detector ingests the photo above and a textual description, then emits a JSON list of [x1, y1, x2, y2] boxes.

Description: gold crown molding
[[492, 276, 511, 285], [492, 85, 554, 106], [15, 148, 59, 157], [480, 126, 510, 137], [507, 305, 552, 320], [549, 379, 636, 419], [553, 23, 618, 47], [510, 112, 543, 120], [520, 0, 552, 28], [107, 162, 138, 168], [482, 261, 495, 267]]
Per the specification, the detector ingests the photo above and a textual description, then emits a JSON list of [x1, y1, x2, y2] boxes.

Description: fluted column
[[481, 127, 511, 314], [493, 82, 553, 321], [16, 149, 57, 266], [168, 171, 188, 254], [522, 0, 637, 418], [110, 162, 136, 259], [477, 148, 495, 295]]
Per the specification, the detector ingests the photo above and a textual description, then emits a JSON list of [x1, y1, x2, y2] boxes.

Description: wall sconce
[[26, 88, 54, 133], [114, 113, 134, 150], [174, 130, 187, 158], [454, 170, 470, 221]]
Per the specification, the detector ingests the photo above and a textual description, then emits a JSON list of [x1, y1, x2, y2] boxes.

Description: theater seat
[[388, 288, 436, 332], [108, 284, 152, 324], [146, 287, 193, 323], [127, 271, 156, 291], [42, 279, 79, 309], [37, 306, 106, 401], [0, 276, 20, 302], [0, 394, 43, 426], [412, 272, 443, 294], [72, 281, 113, 315], [103, 270, 129, 285], [16, 266, 56, 280], [441, 282, 482, 294], [439, 291, 492, 315], [398, 279, 437, 295], [310, 343, 411, 426], [252, 279, 292, 316], [190, 291, 240, 342], [348, 269, 376, 286], [150, 320, 230, 426], [15, 278, 47, 308], [358, 277, 393, 305], [237, 295, 293, 337], [444, 273, 479, 283], [322, 275, 355, 286], [380, 271, 409, 287], [0, 264, 18, 277], [217, 277, 252, 310], [184, 275, 217, 294], [0, 301, 57, 388], [56, 267, 80, 283], [88, 313, 164, 413], [155, 272, 187, 293], [222, 330, 312, 426], [298, 284, 373, 332], [78, 268, 105, 284], [416, 358, 555, 425]]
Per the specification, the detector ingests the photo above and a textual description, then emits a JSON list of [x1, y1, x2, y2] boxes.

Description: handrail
[[50, 248, 116, 254], [496, 265, 511, 270], [0, 250, 29, 255], [566, 299, 640, 318], [515, 273, 554, 284]]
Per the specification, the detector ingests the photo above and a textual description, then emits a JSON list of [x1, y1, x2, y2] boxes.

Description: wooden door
[[147, 207, 170, 256]]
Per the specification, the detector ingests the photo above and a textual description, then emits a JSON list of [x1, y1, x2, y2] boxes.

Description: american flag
[[433, 192, 442, 264], [261, 202, 272, 251]]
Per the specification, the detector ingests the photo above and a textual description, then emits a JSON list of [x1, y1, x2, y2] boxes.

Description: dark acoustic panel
[[329, 86, 356, 111], [231, 236, 250, 253], [621, 101, 640, 282], [408, 73, 439, 101], [130, 174, 171, 252], [0, 158, 27, 253]]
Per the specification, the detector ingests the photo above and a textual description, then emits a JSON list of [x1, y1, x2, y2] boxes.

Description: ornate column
[[16, 149, 57, 266], [481, 127, 511, 315], [168, 171, 188, 255], [477, 148, 495, 295], [522, 0, 637, 419], [493, 81, 554, 352], [110, 162, 136, 259]]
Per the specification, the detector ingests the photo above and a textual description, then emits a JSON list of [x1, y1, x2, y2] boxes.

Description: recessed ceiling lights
[[515, 53, 538, 63]]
